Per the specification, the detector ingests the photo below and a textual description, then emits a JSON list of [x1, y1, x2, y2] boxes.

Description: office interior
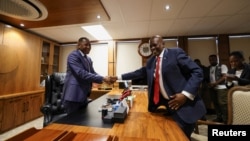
[[1, 0, 250, 140]]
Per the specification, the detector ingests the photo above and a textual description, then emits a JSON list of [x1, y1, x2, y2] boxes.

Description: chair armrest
[[197, 120, 225, 125]]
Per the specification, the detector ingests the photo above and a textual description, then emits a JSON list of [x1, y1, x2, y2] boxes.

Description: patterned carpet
[[0, 117, 44, 141], [191, 125, 208, 141], [191, 114, 217, 141]]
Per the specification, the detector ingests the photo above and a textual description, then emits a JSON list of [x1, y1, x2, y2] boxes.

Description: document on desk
[[130, 85, 148, 90], [121, 99, 129, 114]]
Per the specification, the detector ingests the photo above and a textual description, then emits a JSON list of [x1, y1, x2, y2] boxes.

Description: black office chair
[[40, 72, 67, 126]]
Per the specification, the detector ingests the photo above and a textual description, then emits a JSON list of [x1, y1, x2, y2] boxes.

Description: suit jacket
[[122, 48, 206, 124], [63, 50, 103, 102], [226, 63, 250, 89]]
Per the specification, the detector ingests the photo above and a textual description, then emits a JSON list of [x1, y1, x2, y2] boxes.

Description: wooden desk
[[43, 90, 189, 141], [90, 88, 112, 100], [65, 132, 111, 141], [24, 129, 67, 141]]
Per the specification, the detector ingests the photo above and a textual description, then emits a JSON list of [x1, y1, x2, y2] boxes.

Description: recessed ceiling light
[[81, 25, 112, 40], [165, 5, 170, 11], [97, 15, 101, 19], [20, 23, 25, 27], [5, 25, 12, 28]]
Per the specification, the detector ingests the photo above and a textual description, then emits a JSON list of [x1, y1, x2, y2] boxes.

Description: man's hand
[[225, 74, 238, 82], [103, 76, 118, 84], [168, 93, 187, 110], [110, 76, 118, 83], [208, 82, 217, 88], [103, 76, 111, 84]]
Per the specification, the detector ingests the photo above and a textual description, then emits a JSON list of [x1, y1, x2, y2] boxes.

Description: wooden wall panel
[[218, 35, 230, 67], [0, 23, 41, 95], [178, 36, 188, 53], [108, 41, 115, 76]]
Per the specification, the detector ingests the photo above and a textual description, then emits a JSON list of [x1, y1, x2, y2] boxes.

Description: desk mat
[[54, 94, 114, 128]]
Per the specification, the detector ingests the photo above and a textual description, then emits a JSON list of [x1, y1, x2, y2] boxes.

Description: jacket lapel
[[77, 50, 90, 71]]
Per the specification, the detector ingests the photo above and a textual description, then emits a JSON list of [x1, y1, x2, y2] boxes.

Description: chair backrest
[[227, 85, 250, 125], [45, 72, 66, 114]]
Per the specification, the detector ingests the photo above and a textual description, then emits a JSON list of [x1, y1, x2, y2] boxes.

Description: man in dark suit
[[62, 37, 111, 114], [111, 35, 206, 139]]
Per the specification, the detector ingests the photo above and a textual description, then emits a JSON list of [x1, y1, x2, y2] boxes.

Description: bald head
[[149, 35, 165, 56]]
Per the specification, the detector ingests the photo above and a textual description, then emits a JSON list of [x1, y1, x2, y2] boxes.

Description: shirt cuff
[[181, 90, 195, 101], [118, 76, 122, 80], [227, 81, 233, 86]]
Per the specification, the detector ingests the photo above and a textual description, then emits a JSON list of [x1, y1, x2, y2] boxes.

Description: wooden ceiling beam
[[0, 0, 110, 29]]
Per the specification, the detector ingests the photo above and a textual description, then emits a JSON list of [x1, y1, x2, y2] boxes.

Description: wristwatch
[[138, 42, 152, 58]]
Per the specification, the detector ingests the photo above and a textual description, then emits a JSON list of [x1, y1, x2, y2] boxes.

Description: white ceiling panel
[[168, 18, 201, 35], [177, 0, 221, 18], [118, 0, 152, 22], [13, 0, 250, 43], [208, 0, 250, 16], [190, 16, 230, 35], [150, 0, 187, 20], [148, 20, 175, 36]]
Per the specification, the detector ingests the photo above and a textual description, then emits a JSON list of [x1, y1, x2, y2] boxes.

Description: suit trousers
[[209, 88, 223, 120], [63, 100, 88, 114], [217, 88, 228, 123]]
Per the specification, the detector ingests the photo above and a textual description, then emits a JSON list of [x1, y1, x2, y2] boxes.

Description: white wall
[[116, 41, 142, 76], [188, 37, 217, 66], [59, 37, 250, 75], [59, 43, 109, 76], [88, 43, 108, 76], [164, 39, 178, 48], [229, 36, 250, 64], [59, 45, 75, 72]]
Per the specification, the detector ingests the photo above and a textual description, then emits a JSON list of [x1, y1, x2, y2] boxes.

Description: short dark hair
[[149, 35, 164, 46], [78, 37, 89, 42], [194, 59, 201, 62], [230, 51, 244, 60], [77, 37, 91, 49], [209, 54, 217, 58]]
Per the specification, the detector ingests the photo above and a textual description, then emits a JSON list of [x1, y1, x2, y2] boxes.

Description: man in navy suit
[[62, 37, 111, 114], [112, 35, 206, 139]]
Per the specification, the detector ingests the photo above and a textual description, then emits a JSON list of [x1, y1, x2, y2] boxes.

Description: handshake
[[103, 76, 118, 85]]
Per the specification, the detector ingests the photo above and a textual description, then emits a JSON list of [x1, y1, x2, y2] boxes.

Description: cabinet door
[[25, 93, 43, 121], [40, 41, 50, 83], [53, 45, 60, 72], [1, 97, 25, 132], [15, 97, 26, 126], [40, 41, 60, 83]]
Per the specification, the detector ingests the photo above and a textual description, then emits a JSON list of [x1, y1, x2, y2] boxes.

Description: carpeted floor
[[191, 125, 208, 141], [0, 117, 44, 141]]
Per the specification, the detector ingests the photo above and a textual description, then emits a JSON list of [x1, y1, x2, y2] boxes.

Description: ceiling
[[1, 0, 250, 44]]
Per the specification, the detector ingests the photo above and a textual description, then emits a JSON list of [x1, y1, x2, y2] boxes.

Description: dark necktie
[[84, 55, 90, 72], [154, 57, 160, 104]]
